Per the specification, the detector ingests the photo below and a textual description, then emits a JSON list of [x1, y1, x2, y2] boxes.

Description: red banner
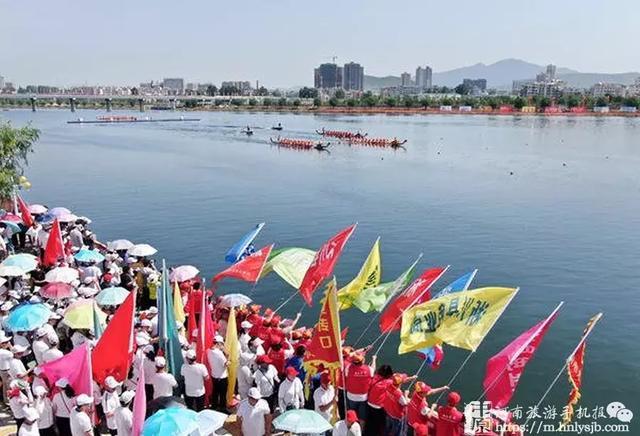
[[379, 266, 447, 333], [42, 219, 65, 267], [299, 224, 356, 305], [212, 244, 273, 284], [304, 280, 342, 368], [17, 196, 34, 228], [483, 306, 561, 408]]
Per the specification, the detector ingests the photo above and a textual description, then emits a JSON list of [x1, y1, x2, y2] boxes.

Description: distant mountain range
[[364, 59, 640, 90]]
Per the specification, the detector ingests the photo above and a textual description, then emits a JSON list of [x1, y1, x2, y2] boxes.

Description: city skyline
[[2, 0, 639, 88]]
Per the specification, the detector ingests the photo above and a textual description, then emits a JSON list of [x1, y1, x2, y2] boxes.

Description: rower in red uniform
[[383, 373, 417, 435], [406, 381, 449, 435], [436, 391, 465, 436], [344, 352, 376, 423], [364, 365, 393, 436]]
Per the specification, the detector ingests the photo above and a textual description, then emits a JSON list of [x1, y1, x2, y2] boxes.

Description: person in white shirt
[[141, 345, 156, 400], [40, 315, 61, 343], [278, 366, 304, 412], [70, 330, 89, 349], [51, 378, 75, 436], [206, 336, 228, 412], [239, 321, 252, 352], [253, 355, 279, 412], [237, 350, 256, 400], [30, 368, 48, 399], [180, 349, 208, 412], [333, 410, 362, 436], [102, 376, 121, 436], [78, 261, 101, 283], [70, 394, 93, 436], [8, 379, 31, 432], [9, 344, 29, 379], [69, 226, 84, 250], [314, 372, 336, 422], [151, 357, 177, 399], [115, 390, 135, 436], [237, 388, 272, 436], [33, 386, 55, 436], [18, 407, 40, 436], [32, 328, 50, 365], [0, 332, 13, 403]]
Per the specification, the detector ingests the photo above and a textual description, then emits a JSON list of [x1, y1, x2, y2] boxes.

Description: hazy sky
[[2, 0, 638, 88]]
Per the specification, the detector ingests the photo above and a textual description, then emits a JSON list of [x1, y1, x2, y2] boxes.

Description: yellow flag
[[399, 287, 518, 354], [337, 238, 381, 310], [225, 306, 240, 407], [173, 281, 186, 324]]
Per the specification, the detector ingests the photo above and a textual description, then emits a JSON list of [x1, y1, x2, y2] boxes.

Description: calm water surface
[[3, 109, 639, 428]]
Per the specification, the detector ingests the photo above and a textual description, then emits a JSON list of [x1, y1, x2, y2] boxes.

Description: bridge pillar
[[105, 98, 112, 112], [138, 98, 145, 112], [30, 97, 37, 112], [69, 98, 76, 112]]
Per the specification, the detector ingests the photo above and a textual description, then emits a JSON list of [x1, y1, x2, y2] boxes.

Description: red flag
[[483, 303, 562, 408], [379, 266, 447, 333], [16, 196, 34, 228], [212, 244, 274, 284], [92, 290, 136, 384], [42, 219, 65, 267], [39, 343, 93, 397], [196, 291, 214, 406], [299, 224, 356, 305]]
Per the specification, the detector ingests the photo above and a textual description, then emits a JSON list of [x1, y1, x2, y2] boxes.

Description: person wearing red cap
[[407, 381, 449, 434], [383, 373, 417, 436], [313, 372, 336, 424], [254, 354, 279, 412], [364, 365, 393, 436], [277, 366, 304, 412], [267, 336, 290, 377], [436, 391, 465, 436], [345, 352, 377, 424], [333, 409, 362, 436]]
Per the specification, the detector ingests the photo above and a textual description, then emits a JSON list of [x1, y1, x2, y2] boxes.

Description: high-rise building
[[314, 63, 343, 89], [162, 78, 184, 94], [462, 78, 487, 93], [400, 72, 412, 87], [415, 66, 433, 89], [546, 64, 557, 81], [343, 62, 364, 91], [0, 75, 5, 90]]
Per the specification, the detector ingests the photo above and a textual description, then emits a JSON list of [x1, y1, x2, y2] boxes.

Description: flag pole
[[522, 313, 603, 430], [435, 351, 475, 403], [476, 301, 564, 402], [330, 279, 349, 420]]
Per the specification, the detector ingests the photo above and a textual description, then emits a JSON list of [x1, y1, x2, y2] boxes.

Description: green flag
[[352, 254, 421, 313], [260, 247, 316, 289], [92, 301, 104, 339]]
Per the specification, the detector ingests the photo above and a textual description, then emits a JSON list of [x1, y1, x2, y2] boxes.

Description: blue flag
[[432, 269, 477, 300], [158, 260, 184, 379], [225, 223, 265, 263]]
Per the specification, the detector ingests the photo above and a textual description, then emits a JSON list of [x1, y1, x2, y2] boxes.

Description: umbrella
[[96, 287, 130, 306], [142, 407, 198, 436], [29, 204, 48, 214], [49, 207, 71, 218], [63, 299, 107, 329], [5, 303, 53, 332], [0, 265, 26, 277], [1, 254, 38, 272], [0, 221, 22, 232], [45, 267, 79, 283], [39, 282, 74, 299], [36, 213, 55, 224], [273, 409, 333, 434], [219, 293, 252, 308], [107, 239, 134, 251], [58, 213, 79, 223], [74, 249, 105, 263], [128, 244, 157, 257], [0, 213, 22, 224], [146, 396, 186, 419], [195, 410, 227, 435], [170, 265, 199, 283]]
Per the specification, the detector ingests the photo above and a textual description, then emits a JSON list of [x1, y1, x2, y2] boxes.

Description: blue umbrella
[[143, 407, 198, 436], [95, 287, 130, 306], [74, 249, 105, 263], [36, 212, 55, 224], [5, 303, 53, 332], [1, 253, 38, 272], [273, 409, 333, 433], [0, 221, 22, 233]]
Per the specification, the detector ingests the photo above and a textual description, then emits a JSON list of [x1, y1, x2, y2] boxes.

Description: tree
[[313, 97, 322, 107], [292, 99, 301, 107], [206, 85, 218, 96], [277, 97, 287, 107], [328, 97, 339, 107], [256, 87, 269, 96], [262, 98, 272, 107], [0, 122, 39, 200], [513, 97, 526, 110], [384, 97, 397, 107], [334, 89, 346, 99], [248, 98, 257, 106], [298, 87, 318, 99]]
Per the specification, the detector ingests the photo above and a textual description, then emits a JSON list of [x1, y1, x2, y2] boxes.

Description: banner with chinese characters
[[398, 287, 518, 354]]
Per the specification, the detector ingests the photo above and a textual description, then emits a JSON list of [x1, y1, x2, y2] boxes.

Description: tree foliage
[[0, 122, 39, 200]]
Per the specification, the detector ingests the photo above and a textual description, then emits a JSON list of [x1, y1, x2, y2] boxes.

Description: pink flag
[[39, 343, 93, 396], [131, 357, 146, 436], [483, 303, 562, 408]]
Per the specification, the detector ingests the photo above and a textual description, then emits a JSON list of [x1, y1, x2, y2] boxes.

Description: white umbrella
[[49, 207, 71, 218], [107, 239, 134, 251], [195, 410, 228, 435], [45, 267, 79, 283], [58, 213, 79, 223], [170, 265, 200, 283], [220, 293, 252, 308], [128, 244, 157, 257], [28, 204, 48, 214], [0, 265, 26, 277]]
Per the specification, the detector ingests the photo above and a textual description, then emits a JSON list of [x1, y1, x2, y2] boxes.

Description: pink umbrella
[[29, 204, 48, 214], [40, 282, 74, 299], [49, 207, 71, 218], [0, 213, 22, 223]]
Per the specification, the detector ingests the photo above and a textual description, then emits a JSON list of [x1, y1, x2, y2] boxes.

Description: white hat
[[33, 385, 48, 396], [0, 332, 11, 343], [10, 379, 29, 390], [147, 306, 158, 314], [154, 356, 166, 367], [11, 344, 28, 354], [241, 321, 253, 329], [55, 378, 69, 388], [104, 376, 122, 389], [0, 302, 14, 311], [35, 327, 48, 338], [248, 387, 262, 400], [120, 390, 135, 404], [135, 335, 149, 346], [75, 394, 93, 406], [142, 344, 154, 354], [186, 349, 196, 360], [252, 338, 264, 346], [47, 333, 59, 344], [29, 295, 42, 303], [50, 311, 63, 320], [140, 319, 152, 328], [23, 407, 39, 422], [214, 335, 224, 343]]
